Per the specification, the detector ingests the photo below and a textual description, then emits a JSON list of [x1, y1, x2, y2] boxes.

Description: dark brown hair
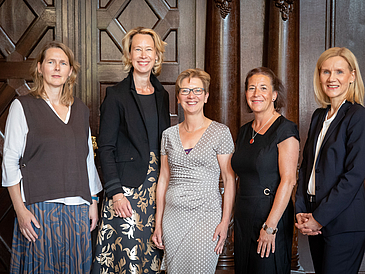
[[244, 67, 285, 112]]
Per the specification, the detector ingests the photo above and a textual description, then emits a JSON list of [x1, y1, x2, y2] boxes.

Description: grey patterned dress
[[160, 121, 234, 273]]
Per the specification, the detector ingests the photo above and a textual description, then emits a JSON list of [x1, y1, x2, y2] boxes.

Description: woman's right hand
[[152, 226, 164, 249], [112, 193, 132, 218], [16, 207, 40, 242]]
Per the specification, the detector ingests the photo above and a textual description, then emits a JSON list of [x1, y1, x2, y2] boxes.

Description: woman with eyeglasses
[[152, 68, 236, 273]]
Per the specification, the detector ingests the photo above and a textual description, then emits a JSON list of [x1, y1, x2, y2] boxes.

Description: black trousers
[[307, 197, 365, 274], [308, 231, 365, 274]]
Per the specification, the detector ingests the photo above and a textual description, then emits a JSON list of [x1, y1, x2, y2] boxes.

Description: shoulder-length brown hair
[[121, 27, 166, 76], [29, 41, 80, 105], [243, 67, 285, 113], [313, 47, 364, 107]]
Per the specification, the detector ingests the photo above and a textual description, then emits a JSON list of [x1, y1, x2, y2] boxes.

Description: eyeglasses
[[179, 88, 205, 95]]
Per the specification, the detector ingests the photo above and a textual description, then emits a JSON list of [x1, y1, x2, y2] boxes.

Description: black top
[[232, 115, 299, 196], [231, 115, 299, 274], [138, 93, 159, 151], [98, 70, 170, 198]]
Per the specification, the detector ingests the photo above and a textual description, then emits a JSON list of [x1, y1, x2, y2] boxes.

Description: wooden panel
[[239, 0, 265, 127], [95, 0, 185, 134], [0, 0, 37, 44], [299, 0, 327, 153], [335, 1, 365, 78]]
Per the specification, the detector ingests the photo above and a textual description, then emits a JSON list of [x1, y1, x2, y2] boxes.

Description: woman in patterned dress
[[152, 68, 236, 273], [92, 27, 170, 273], [2, 41, 102, 273]]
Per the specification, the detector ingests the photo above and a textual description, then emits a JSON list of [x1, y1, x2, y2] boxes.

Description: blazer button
[[130, 157, 133, 160], [21, 164, 26, 168], [315, 168, 320, 173]]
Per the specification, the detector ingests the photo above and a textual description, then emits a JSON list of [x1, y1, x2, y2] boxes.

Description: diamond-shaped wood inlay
[[100, 31, 123, 61], [165, 0, 177, 8], [28, 28, 55, 59], [0, 0, 36, 44], [118, 0, 159, 31], [99, 0, 112, 9], [164, 30, 177, 62], [44, 0, 54, 6]]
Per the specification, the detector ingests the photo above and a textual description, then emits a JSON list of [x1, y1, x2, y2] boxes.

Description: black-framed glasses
[[179, 87, 205, 95]]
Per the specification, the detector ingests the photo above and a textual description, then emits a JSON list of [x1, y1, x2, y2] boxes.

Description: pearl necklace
[[250, 114, 274, 144]]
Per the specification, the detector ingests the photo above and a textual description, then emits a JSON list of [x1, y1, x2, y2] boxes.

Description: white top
[[1, 98, 102, 205], [307, 100, 346, 195]]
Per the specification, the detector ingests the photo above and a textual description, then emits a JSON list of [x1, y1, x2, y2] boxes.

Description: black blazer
[[296, 101, 365, 236], [98, 70, 170, 198]]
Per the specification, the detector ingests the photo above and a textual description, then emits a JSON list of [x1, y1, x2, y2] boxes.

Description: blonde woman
[[2, 41, 102, 273], [92, 27, 170, 273], [296, 47, 365, 274]]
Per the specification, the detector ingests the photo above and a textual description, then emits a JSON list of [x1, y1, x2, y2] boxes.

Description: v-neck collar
[[177, 121, 213, 156], [42, 98, 71, 124]]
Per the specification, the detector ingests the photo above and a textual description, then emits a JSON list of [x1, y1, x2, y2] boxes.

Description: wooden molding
[[274, 0, 294, 21], [214, 0, 232, 19]]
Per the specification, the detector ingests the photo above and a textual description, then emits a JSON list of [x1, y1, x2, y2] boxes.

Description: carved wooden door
[[0, 0, 201, 271]]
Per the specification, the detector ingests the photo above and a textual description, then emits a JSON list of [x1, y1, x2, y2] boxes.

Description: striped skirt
[[10, 202, 92, 274]]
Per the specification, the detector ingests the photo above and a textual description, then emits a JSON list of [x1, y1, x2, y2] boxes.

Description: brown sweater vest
[[18, 95, 91, 205]]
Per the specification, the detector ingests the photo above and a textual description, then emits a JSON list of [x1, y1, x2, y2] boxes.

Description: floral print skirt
[[92, 151, 162, 274]]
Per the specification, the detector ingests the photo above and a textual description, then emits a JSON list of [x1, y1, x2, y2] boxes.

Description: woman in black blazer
[[92, 27, 170, 274], [295, 47, 365, 274]]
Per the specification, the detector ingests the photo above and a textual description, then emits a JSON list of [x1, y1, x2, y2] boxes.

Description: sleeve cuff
[[104, 178, 124, 198]]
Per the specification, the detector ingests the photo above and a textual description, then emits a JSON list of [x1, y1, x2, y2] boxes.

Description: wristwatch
[[262, 223, 278, 235]]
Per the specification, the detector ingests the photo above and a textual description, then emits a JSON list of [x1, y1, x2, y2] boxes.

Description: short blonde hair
[[122, 27, 166, 76], [175, 68, 211, 97], [314, 47, 364, 107], [29, 41, 80, 105]]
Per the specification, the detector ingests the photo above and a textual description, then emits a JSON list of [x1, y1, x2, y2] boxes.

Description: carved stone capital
[[274, 0, 294, 21], [214, 0, 232, 19]]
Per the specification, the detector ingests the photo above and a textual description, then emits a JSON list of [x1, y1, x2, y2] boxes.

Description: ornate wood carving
[[214, 0, 232, 19], [274, 0, 294, 21], [205, 0, 240, 269]]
